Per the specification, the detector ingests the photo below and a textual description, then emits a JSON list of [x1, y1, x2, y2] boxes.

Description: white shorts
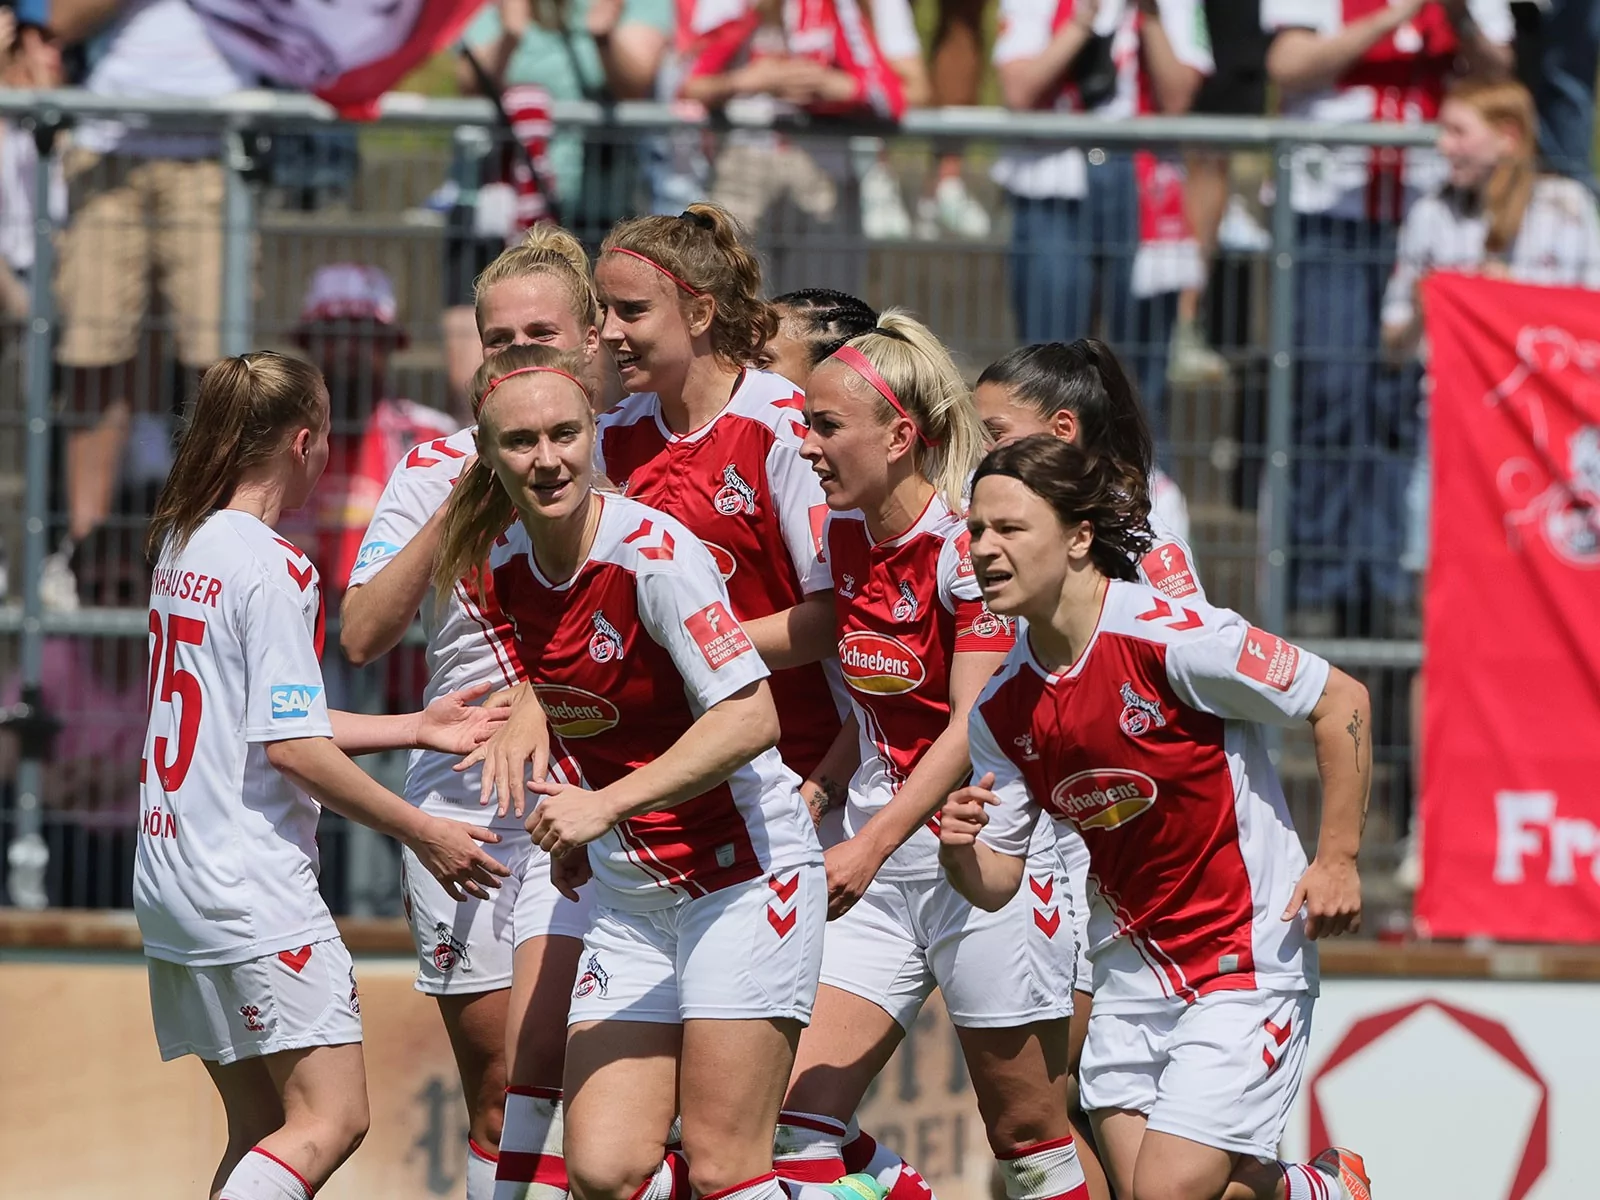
[[148, 937, 363, 1065], [400, 833, 595, 996], [1058, 831, 1094, 995], [1079, 991, 1314, 1158], [818, 853, 1076, 1031], [567, 865, 825, 1026]]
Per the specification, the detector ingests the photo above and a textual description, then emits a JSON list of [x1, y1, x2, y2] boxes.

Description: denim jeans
[[1007, 154, 1179, 449], [1290, 214, 1421, 615], [1535, 0, 1600, 190]]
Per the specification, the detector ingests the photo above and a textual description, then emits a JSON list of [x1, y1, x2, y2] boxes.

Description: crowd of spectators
[[0, 0, 1597, 904]]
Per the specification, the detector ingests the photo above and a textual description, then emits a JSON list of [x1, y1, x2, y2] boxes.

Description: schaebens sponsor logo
[[537, 685, 620, 737], [270, 685, 323, 720], [354, 540, 400, 571], [1050, 768, 1158, 831], [838, 631, 925, 695]]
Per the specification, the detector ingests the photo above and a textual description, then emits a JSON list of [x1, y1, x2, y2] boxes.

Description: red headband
[[476, 365, 589, 416], [830, 345, 937, 448], [605, 247, 705, 297]]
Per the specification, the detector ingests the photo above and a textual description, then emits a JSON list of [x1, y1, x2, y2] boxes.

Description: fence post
[[220, 128, 257, 358], [1262, 140, 1296, 637], [6, 112, 64, 909]]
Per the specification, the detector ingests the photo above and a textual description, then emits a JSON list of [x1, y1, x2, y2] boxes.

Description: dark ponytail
[[147, 352, 326, 561], [772, 289, 880, 366], [600, 202, 779, 364], [973, 435, 1153, 581], [977, 339, 1154, 495]]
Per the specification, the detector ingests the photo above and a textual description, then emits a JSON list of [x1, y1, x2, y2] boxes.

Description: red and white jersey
[[1138, 474, 1204, 602], [991, 0, 1212, 199], [135, 510, 337, 967], [488, 493, 821, 910], [347, 425, 526, 832], [1263, 0, 1512, 219], [808, 494, 1050, 879], [680, 0, 906, 119], [596, 369, 843, 777], [974, 581, 1329, 1010]]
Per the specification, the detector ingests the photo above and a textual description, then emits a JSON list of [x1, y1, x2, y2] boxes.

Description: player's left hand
[[823, 835, 885, 920], [1284, 854, 1362, 938], [416, 682, 512, 754], [525, 779, 616, 856]]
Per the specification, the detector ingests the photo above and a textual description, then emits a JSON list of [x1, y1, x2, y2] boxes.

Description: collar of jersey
[[650, 367, 748, 445], [1022, 579, 1114, 684], [870, 489, 944, 550], [523, 493, 606, 592]]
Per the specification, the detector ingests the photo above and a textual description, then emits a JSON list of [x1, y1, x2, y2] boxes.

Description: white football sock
[[996, 1136, 1089, 1200], [775, 1110, 849, 1184], [494, 1086, 567, 1200], [700, 1172, 789, 1200], [1281, 1163, 1336, 1200], [219, 1147, 313, 1200], [843, 1119, 936, 1200], [630, 1154, 690, 1200], [468, 1137, 498, 1200]]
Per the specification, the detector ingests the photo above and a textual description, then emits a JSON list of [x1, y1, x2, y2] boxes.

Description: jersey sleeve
[[636, 534, 773, 713], [765, 436, 833, 597], [1381, 198, 1432, 332], [969, 700, 1039, 858], [346, 454, 449, 590], [1468, 0, 1514, 46], [1156, 0, 1214, 75], [940, 529, 1017, 656], [801, 504, 837, 596], [870, 0, 921, 61], [1163, 605, 1330, 727], [240, 576, 334, 743], [993, 0, 1053, 66], [1138, 532, 1205, 603], [1259, 0, 1336, 34]]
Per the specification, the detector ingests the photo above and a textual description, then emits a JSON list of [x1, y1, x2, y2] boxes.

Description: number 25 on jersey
[[145, 612, 206, 791]]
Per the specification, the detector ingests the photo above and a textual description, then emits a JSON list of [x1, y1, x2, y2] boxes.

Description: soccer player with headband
[[773, 310, 1093, 1200]]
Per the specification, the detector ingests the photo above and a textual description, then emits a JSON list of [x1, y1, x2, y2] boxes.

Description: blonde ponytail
[[838, 309, 987, 513]]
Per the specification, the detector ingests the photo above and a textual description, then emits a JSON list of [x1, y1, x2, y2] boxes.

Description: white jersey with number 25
[[135, 509, 339, 967]]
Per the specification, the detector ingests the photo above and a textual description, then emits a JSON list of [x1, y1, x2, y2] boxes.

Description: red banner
[[190, 0, 482, 118], [1414, 274, 1600, 942]]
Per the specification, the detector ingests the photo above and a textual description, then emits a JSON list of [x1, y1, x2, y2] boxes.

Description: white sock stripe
[[997, 1139, 1085, 1200], [219, 1148, 313, 1200], [498, 1090, 564, 1155], [775, 1115, 848, 1162]]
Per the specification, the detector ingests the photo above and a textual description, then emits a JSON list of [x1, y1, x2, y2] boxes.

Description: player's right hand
[[550, 848, 593, 902], [411, 817, 510, 903], [938, 773, 997, 847], [455, 686, 551, 819]]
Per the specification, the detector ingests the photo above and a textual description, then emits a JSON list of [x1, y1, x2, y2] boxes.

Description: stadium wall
[[3, 915, 1596, 1200]]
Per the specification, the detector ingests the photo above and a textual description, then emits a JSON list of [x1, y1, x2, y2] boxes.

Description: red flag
[[1413, 273, 1600, 942], [189, 0, 483, 118]]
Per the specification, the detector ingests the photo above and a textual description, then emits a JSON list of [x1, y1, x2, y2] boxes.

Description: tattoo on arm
[[1347, 710, 1364, 773], [803, 774, 846, 827]]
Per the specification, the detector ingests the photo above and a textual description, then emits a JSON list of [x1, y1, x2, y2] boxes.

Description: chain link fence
[[0, 92, 1490, 927]]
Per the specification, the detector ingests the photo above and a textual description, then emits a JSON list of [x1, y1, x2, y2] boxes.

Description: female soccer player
[[755, 290, 881, 390], [338, 226, 602, 1200], [433, 344, 828, 1200], [940, 435, 1373, 1200], [137, 351, 511, 1200], [774, 313, 1089, 1200], [973, 336, 1203, 1200], [590, 204, 842, 781], [975, 339, 1198, 599]]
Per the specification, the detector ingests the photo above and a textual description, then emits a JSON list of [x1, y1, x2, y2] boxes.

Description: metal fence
[[1, 89, 1528, 928]]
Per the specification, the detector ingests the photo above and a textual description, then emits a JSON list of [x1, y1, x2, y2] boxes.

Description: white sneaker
[[859, 160, 912, 241], [1218, 194, 1272, 253], [918, 175, 992, 241], [38, 546, 79, 612], [1167, 318, 1230, 387]]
